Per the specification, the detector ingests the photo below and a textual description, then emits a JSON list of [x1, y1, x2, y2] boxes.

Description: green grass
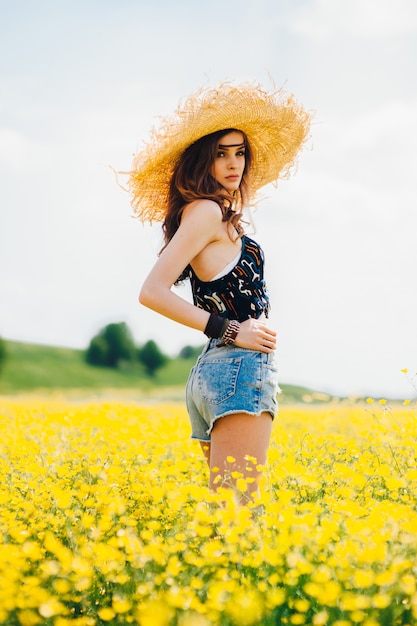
[[0, 341, 193, 393], [0, 339, 335, 403]]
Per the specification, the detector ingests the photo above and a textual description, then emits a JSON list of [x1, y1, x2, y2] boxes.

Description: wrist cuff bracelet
[[204, 314, 229, 339]]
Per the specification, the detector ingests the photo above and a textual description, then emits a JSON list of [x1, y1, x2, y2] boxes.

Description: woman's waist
[[196, 301, 269, 323]]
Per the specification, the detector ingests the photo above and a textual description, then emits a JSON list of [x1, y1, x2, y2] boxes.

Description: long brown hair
[[161, 128, 253, 251]]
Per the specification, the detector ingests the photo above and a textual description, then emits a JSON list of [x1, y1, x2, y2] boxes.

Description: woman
[[128, 83, 311, 499]]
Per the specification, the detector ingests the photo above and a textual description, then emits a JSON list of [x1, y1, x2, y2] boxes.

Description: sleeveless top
[[188, 235, 270, 322]]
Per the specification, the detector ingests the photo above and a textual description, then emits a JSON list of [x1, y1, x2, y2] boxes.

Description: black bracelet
[[204, 314, 229, 339], [218, 320, 240, 346]]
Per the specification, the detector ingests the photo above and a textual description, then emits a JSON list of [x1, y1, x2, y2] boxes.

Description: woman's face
[[210, 131, 245, 193]]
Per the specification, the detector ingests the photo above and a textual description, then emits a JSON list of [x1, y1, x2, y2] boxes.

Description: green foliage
[[85, 335, 108, 366], [0, 336, 6, 373], [178, 344, 204, 359], [138, 339, 169, 377], [85, 323, 170, 378], [86, 322, 135, 368]]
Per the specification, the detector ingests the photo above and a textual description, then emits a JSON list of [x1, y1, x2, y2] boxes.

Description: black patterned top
[[188, 235, 270, 322]]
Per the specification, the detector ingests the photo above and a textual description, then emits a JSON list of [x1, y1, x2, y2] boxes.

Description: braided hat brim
[[128, 82, 312, 222]]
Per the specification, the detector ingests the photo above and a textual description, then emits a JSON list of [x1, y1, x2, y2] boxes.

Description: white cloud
[[288, 0, 417, 41], [0, 128, 32, 169], [304, 100, 417, 216]]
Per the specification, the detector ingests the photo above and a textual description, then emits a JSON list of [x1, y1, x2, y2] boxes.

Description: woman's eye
[[217, 151, 225, 158], [237, 150, 245, 157]]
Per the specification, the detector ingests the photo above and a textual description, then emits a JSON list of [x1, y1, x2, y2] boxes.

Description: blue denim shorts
[[186, 339, 280, 442]]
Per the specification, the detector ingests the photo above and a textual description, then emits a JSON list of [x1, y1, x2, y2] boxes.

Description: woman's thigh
[[209, 411, 272, 490]]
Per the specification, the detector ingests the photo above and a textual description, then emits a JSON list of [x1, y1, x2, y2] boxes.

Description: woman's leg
[[208, 412, 272, 497]]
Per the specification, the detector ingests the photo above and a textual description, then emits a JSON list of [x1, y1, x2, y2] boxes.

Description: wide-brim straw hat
[[128, 82, 311, 222]]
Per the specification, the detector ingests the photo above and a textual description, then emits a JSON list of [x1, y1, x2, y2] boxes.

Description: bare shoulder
[[182, 199, 223, 225]]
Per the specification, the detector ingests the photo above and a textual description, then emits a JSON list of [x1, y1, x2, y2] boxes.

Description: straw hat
[[128, 82, 311, 222]]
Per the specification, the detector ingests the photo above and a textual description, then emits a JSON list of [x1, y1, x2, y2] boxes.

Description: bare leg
[[209, 412, 272, 499]]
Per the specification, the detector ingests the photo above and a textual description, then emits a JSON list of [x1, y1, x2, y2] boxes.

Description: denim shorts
[[186, 339, 280, 442]]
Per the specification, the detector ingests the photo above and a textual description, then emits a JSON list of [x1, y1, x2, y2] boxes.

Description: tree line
[[85, 322, 202, 376]]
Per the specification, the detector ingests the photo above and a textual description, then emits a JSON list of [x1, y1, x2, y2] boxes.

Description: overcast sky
[[1, 0, 417, 397]]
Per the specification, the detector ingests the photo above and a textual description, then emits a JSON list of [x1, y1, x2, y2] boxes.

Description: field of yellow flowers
[[1, 395, 417, 626]]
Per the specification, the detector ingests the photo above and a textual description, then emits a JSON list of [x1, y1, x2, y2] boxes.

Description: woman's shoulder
[[181, 199, 224, 232], [175, 200, 224, 244], [182, 199, 222, 218]]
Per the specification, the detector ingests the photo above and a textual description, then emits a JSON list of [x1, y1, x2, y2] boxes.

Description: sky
[[1, 0, 417, 398]]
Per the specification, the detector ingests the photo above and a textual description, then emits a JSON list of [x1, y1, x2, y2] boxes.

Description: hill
[[0, 340, 336, 403]]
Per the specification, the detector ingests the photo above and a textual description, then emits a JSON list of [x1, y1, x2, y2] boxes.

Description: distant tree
[[86, 322, 135, 368], [85, 335, 109, 367], [178, 344, 204, 360], [138, 340, 168, 376], [102, 323, 135, 367], [0, 336, 6, 373]]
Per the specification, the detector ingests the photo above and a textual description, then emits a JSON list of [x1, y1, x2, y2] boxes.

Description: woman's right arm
[[139, 200, 221, 332]]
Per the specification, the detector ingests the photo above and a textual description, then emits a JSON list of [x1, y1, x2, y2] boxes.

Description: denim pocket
[[197, 357, 242, 404]]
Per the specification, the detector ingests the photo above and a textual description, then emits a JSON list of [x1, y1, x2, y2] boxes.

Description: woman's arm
[[139, 200, 221, 332]]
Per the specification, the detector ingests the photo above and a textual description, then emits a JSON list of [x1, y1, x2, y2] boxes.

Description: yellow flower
[[97, 607, 116, 621], [225, 589, 263, 625], [400, 574, 416, 595], [236, 478, 248, 492], [112, 594, 132, 613], [16, 610, 42, 626], [372, 593, 391, 609], [294, 599, 310, 612], [38, 599, 68, 618], [135, 599, 174, 626], [352, 568, 375, 588]]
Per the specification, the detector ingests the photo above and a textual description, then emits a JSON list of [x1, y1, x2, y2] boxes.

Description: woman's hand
[[234, 317, 277, 353]]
